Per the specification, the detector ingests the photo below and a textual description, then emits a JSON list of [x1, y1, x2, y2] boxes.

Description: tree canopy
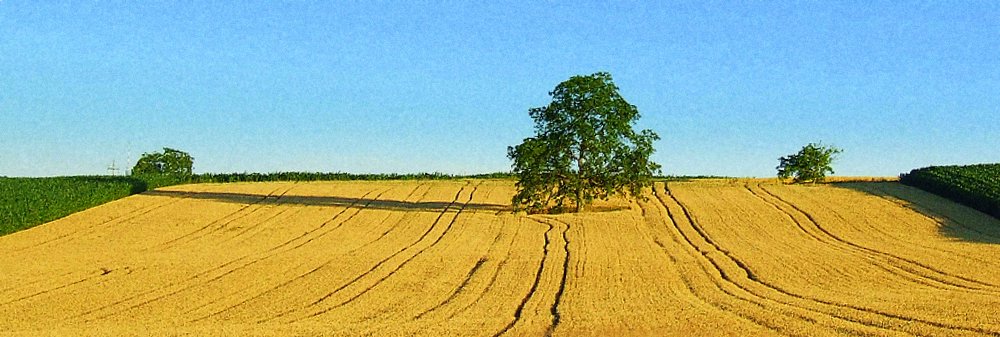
[[776, 143, 842, 184], [508, 72, 661, 213], [132, 147, 194, 178]]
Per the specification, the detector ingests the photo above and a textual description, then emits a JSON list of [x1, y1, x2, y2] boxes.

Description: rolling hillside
[[1, 180, 999, 336]]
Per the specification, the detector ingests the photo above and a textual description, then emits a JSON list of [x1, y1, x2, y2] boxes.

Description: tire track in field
[[216, 188, 327, 246], [407, 219, 506, 321], [148, 184, 296, 250], [285, 183, 482, 323], [239, 183, 467, 324], [659, 184, 934, 336], [633, 198, 780, 335], [842, 183, 1000, 257], [8, 193, 194, 254], [82, 186, 392, 321], [748, 184, 1000, 294], [443, 220, 522, 321], [0, 267, 135, 306], [647, 186, 803, 336], [0, 195, 198, 304], [410, 257, 489, 321], [43, 186, 302, 309], [661, 185, 968, 335], [664, 184, 998, 336], [185, 183, 432, 321], [811, 183, 1000, 266], [638, 196, 773, 332], [490, 219, 554, 337], [870, 185, 1000, 241], [747, 186, 976, 294], [218, 203, 308, 246], [543, 218, 571, 337], [755, 184, 1000, 292], [491, 217, 569, 337], [76, 186, 393, 322], [0, 271, 75, 297]]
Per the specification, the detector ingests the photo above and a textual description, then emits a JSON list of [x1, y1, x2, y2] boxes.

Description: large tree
[[776, 143, 842, 184], [132, 147, 194, 178], [508, 72, 661, 213]]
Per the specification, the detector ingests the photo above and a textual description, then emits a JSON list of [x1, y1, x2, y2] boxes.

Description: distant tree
[[508, 72, 661, 213], [132, 147, 194, 178], [776, 143, 842, 184]]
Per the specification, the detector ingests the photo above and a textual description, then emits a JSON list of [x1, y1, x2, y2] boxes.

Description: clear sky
[[2, 2, 997, 177]]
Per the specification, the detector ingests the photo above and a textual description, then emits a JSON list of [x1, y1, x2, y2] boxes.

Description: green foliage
[[0, 176, 146, 236], [776, 143, 842, 184], [132, 147, 194, 178], [900, 164, 1000, 219], [508, 72, 661, 213]]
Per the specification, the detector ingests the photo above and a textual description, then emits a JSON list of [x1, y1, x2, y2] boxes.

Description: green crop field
[[0, 176, 147, 236], [900, 163, 1000, 219]]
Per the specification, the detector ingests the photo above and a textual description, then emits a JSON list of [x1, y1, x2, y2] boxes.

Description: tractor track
[[662, 183, 998, 336], [76, 186, 393, 321], [290, 183, 482, 322], [756, 184, 1000, 292]]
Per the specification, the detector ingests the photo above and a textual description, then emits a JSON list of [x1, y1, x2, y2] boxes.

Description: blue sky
[[2, 1, 997, 177]]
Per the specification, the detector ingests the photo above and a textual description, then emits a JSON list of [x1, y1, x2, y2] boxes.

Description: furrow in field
[[411, 257, 489, 320], [823, 182, 1000, 268], [6, 192, 193, 254], [760, 184, 1000, 292], [635, 194, 784, 336], [442, 218, 522, 321], [669, 182, 998, 336], [408, 216, 511, 323], [0, 271, 75, 297], [747, 185, 965, 291], [189, 183, 455, 324], [147, 184, 295, 250], [490, 218, 555, 337], [184, 183, 431, 322], [72, 185, 393, 322], [291, 183, 482, 322], [653, 186, 851, 337], [749, 184, 1000, 294], [858, 183, 1000, 242], [251, 183, 473, 323], [542, 218, 571, 337]]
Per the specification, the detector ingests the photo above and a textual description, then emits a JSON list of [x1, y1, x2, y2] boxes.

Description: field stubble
[[1, 179, 999, 336]]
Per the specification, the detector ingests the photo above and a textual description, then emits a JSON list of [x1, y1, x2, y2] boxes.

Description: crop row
[[899, 163, 1000, 219]]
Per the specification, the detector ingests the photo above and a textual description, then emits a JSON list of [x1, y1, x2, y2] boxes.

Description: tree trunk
[[576, 152, 584, 213], [575, 188, 582, 213]]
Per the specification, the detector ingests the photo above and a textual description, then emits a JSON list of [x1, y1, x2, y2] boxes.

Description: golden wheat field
[[2, 179, 1000, 336]]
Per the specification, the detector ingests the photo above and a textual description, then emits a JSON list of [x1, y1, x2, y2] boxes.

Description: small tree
[[776, 143, 842, 184], [508, 72, 661, 213], [132, 147, 194, 178]]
